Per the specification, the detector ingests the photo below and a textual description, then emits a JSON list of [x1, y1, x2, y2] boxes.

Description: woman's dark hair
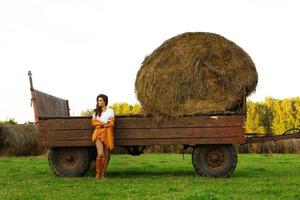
[[94, 94, 108, 117]]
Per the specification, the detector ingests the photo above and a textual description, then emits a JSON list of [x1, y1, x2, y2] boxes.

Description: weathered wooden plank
[[39, 115, 244, 130], [39, 118, 91, 131], [115, 127, 242, 139], [40, 140, 93, 148], [40, 126, 242, 141], [116, 116, 244, 129], [40, 137, 245, 147], [43, 130, 92, 140], [33, 89, 70, 118], [115, 137, 245, 145]]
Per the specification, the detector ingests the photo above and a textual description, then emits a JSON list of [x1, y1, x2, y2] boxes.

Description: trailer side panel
[[38, 115, 245, 147]]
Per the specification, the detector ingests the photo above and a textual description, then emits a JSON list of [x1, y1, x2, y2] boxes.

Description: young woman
[[91, 94, 115, 179]]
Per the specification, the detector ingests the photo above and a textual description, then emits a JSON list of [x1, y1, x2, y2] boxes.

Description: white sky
[[0, 0, 299, 123]]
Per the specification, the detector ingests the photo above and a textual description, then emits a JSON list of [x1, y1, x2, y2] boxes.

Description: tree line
[[81, 97, 300, 135], [245, 97, 300, 135], [0, 118, 18, 125], [80, 103, 142, 117]]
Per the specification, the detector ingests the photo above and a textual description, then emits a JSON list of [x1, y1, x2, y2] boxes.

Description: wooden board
[[38, 115, 245, 147], [31, 89, 70, 121], [39, 115, 243, 130]]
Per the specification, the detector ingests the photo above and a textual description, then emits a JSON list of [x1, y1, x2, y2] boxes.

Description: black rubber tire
[[48, 147, 91, 177], [126, 145, 146, 156], [192, 144, 237, 178]]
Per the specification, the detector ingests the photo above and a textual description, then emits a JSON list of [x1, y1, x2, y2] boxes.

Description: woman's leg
[[102, 148, 110, 177], [104, 148, 110, 171], [95, 139, 104, 156], [95, 140, 104, 179]]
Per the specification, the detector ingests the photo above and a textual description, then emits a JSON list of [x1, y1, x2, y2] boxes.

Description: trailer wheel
[[126, 145, 146, 156], [192, 144, 237, 178], [48, 147, 91, 177]]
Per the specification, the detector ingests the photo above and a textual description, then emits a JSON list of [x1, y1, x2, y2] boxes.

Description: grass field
[[0, 154, 300, 200]]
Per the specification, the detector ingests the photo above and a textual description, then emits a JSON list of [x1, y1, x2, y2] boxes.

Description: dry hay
[[135, 32, 258, 116], [0, 124, 42, 156], [238, 139, 300, 154]]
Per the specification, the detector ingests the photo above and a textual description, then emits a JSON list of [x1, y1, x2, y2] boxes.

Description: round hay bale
[[262, 141, 275, 154], [274, 140, 283, 153], [0, 124, 42, 156], [248, 143, 261, 153], [293, 139, 300, 153], [288, 139, 299, 153], [270, 141, 277, 153], [135, 32, 258, 116], [280, 140, 291, 153], [144, 145, 164, 153], [238, 144, 248, 153]]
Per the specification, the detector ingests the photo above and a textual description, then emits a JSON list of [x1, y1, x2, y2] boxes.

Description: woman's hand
[[103, 121, 110, 128], [92, 119, 106, 127]]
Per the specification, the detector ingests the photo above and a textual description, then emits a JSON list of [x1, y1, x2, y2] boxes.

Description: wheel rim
[[57, 149, 81, 169], [204, 147, 228, 169]]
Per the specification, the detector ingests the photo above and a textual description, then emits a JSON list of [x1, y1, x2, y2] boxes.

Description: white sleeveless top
[[92, 108, 115, 123]]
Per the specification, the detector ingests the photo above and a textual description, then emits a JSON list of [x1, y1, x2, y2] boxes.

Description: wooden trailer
[[29, 72, 246, 178]]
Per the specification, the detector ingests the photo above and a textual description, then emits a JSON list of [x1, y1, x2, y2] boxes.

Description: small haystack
[[238, 139, 300, 154], [0, 124, 42, 156], [135, 32, 258, 116]]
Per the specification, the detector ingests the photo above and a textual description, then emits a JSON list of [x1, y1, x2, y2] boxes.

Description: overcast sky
[[0, 0, 299, 123]]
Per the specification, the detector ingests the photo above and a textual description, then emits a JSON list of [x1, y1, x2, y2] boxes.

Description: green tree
[[81, 103, 142, 116], [245, 101, 269, 134], [245, 97, 300, 135], [80, 109, 93, 117], [271, 98, 300, 134], [294, 98, 300, 128], [0, 118, 18, 125], [111, 102, 142, 115]]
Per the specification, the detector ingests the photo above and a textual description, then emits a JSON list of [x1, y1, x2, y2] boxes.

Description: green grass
[[0, 154, 300, 200]]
